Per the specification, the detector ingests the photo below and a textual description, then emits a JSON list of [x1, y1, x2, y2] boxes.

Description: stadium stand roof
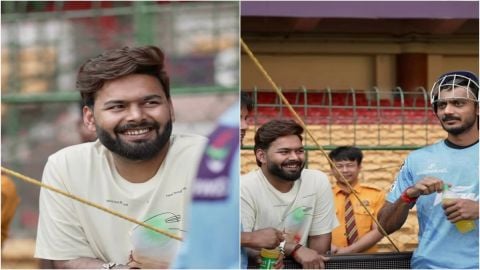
[[242, 1, 478, 19]]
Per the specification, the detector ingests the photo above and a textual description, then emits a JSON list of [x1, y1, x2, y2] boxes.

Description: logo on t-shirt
[[129, 212, 183, 268], [389, 180, 397, 192], [192, 124, 239, 201], [417, 162, 448, 175], [283, 206, 312, 244]]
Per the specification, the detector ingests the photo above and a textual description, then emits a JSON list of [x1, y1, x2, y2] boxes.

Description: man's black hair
[[328, 146, 363, 165]]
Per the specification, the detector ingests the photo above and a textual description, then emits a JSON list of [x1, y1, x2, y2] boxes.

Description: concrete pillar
[[396, 53, 427, 93], [375, 54, 396, 99]]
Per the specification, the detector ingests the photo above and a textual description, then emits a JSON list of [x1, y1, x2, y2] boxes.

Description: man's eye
[[437, 102, 447, 109], [108, 105, 124, 110], [453, 101, 465, 107], [146, 101, 160, 105]]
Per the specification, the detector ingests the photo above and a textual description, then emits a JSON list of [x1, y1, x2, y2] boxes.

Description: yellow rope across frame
[[241, 38, 399, 252], [1, 166, 182, 241]]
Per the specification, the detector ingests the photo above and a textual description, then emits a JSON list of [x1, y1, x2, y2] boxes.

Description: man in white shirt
[[35, 46, 207, 269], [241, 119, 338, 269]]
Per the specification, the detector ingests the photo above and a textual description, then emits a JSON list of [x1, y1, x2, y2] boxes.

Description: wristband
[[290, 244, 302, 258], [400, 187, 418, 204]]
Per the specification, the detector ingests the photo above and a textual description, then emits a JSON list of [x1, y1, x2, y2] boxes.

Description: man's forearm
[[39, 259, 55, 269], [52, 257, 126, 269], [307, 233, 331, 254], [53, 257, 103, 269], [241, 232, 253, 247], [378, 200, 411, 234], [284, 241, 299, 256], [241, 228, 284, 249], [341, 228, 383, 253]]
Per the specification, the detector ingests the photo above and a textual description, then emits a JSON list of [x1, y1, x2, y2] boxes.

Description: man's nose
[[288, 151, 299, 160], [443, 103, 455, 114], [339, 165, 349, 173], [126, 105, 145, 121]]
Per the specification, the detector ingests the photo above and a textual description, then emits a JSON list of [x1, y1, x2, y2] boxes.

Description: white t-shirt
[[35, 133, 207, 267], [241, 169, 338, 246]]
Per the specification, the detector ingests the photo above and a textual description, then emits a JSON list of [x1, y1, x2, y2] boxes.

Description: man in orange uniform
[[329, 146, 385, 254]]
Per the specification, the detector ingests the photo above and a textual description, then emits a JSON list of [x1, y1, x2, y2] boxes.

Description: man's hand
[[329, 244, 339, 255], [329, 244, 350, 255], [242, 228, 285, 249], [406, 177, 446, 198], [334, 247, 351, 255], [292, 246, 329, 269], [442, 199, 479, 223]]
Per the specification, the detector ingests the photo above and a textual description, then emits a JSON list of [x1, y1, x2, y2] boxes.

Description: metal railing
[[243, 86, 441, 149]]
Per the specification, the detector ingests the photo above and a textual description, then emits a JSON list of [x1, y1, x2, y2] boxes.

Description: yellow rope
[[241, 38, 399, 252], [1, 166, 182, 241]]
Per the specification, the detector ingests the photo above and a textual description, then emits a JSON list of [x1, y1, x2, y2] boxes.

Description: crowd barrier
[[250, 251, 413, 269]]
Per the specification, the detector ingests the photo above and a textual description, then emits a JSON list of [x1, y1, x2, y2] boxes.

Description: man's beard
[[440, 115, 477, 135], [267, 160, 305, 181], [96, 119, 173, 161]]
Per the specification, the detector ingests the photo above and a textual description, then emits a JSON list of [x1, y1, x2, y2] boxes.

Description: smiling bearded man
[[34, 46, 207, 269], [241, 119, 339, 269]]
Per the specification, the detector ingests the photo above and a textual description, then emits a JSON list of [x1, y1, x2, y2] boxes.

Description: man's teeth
[[124, 128, 149, 135]]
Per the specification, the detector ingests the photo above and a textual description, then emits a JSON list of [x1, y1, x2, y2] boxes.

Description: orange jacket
[[2, 175, 20, 246], [331, 183, 385, 253]]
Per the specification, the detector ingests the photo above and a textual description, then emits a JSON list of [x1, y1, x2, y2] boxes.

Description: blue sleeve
[[172, 104, 240, 269], [387, 157, 415, 203]]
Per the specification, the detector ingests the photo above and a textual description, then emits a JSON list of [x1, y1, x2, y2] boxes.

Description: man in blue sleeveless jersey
[[378, 71, 479, 269]]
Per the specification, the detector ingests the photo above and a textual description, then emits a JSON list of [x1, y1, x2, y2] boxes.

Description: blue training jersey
[[172, 104, 240, 269], [387, 140, 479, 269]]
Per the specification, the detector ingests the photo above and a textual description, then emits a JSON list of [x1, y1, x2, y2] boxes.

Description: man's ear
[[255, 149, 267, 165], [83, 106, 96, 132]]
